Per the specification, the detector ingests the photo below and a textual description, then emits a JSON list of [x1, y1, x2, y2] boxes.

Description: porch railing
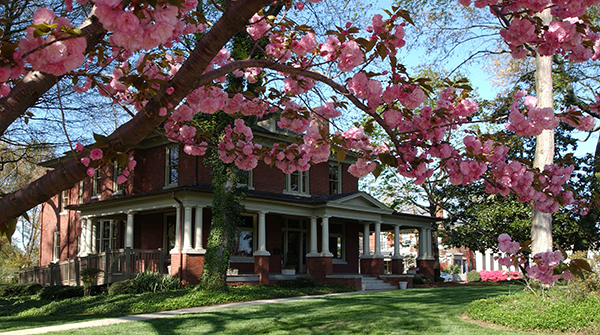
[[18, 248, 168, 286]]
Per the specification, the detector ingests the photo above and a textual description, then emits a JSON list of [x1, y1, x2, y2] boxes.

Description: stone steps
[[361, 276, 396, 291]]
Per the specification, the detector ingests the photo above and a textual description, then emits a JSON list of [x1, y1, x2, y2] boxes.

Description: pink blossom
[[337, 41, 363, 72], [116, 174, 127, 185], [183, 143, 208, 156], [74, 142, 84, 153], [86, 167, 95, 177], [348, 158, 376, 177], [89, 148, 103, 160], [247, 14, 271, 40], [128, 158, 137, 170], [32, 7, 55, 25], [320, 36, 340, 61], [80, 157, 90, 167], [292, 32, 317, 56]]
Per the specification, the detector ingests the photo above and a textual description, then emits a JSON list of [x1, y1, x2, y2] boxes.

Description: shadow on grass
[[130, 284, 521, 335]]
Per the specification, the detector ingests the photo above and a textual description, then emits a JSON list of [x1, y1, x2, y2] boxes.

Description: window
[[164, 214, 176, 252], [92, 170, 101, 199], [94, 220, 117, 253], [329, 223, 344, 260], [232, 216, 255, 258], [78, 180, 84, 204], [53, 231, 60, 262], [239, 170, 253, 189], [329, 163, 341, 195], [113, 163, 124, 195], [284, 170, 309, 194], [165, 146, 179, 186], [60, 190, 69, 213]]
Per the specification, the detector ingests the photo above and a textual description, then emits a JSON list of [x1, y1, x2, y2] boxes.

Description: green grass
[[32, 284, 544, 335], [468, 288, 600, 334], [0, 284, 353, 332]]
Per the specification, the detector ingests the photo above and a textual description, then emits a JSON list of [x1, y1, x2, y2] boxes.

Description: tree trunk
[[200, 161, 245, 291], [531, 8, 555, 255]]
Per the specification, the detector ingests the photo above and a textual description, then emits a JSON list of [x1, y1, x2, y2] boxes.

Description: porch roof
[[68, 185, 437, 229]]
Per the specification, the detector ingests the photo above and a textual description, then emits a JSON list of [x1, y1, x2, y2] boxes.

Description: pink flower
[[337, 41, 363, 72], [33, 7, 55, 25], [116, 174, 127, 185], [86, 167, 95, 177], [74, 142, 84, 153], [320, 36, 340, 61], [80, 157, 90, 167], [128, 158, 137, 170], [247, 14, 271, 40], [184, 143, 208, 156], [89, 148, 103, 160], [292, 32, 317, 56]]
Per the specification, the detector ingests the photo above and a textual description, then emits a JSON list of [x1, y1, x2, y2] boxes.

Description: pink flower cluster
[[247, 14, 272, 40], [479, 270, 510, 281], [218, 119, 262, 170], [95, 0, 203, 51], [367, 14, 407, 56], [460, 0, 600, 62], [18, 7, 86, 76], [505, 91, 560, 136], [496, 234, 575, 286]]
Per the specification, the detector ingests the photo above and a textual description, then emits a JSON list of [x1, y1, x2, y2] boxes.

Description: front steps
[[361, 275, 397, 291]]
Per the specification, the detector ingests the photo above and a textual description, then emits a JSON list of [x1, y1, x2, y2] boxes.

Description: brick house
[[34, 125, 436, 289]]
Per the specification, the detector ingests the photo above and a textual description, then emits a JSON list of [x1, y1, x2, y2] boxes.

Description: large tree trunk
[[200, 161, 245, 291], [531, 8, 555, 255]]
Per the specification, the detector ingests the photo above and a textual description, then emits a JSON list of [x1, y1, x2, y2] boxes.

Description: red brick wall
[[309, 163, 329, 196], [266, 213, 282, 273], [134, 145, 166, 193], [326, 277, 361, 291], [135, 213, 164, 250], [341, 163, 358, 193], [307, 256, 333, 284], [171, 253, 204, 285], [252, 161, 284, 193]]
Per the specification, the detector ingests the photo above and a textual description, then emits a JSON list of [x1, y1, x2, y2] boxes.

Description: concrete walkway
[[0, 291, 365, 335]]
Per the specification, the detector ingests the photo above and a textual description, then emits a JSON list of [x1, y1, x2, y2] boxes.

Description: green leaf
[[93, 133, 110, 146], [0, 218, 17, 240], [572, 258, 593, 272], [336, 150, 346, 163], [116, 152, 129, 168], [373, 163, 382, 179]]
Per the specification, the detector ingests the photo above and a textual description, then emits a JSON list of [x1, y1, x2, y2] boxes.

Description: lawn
[[32, 284, 542, 335]]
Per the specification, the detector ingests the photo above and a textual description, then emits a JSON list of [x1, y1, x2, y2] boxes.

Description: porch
[[19, 249, 168, 286]]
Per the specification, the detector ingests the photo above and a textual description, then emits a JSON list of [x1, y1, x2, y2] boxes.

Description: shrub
[[133, 271, 182, 294], [38, 285, 84, 300], [108, 279, 136, 296], [442, 267, 452, 274], [451, 265, 460, 274], [276, 277, 315, 288], [467, 270, 481, 283], [479, 270, 507, 281], [0, 282, 43, 298], [413, 275, 430, 285]]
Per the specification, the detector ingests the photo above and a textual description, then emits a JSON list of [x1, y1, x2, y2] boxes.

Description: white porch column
[[89, 218, 97, 254], [475, 251, 484, 272], [417, 227, 426, 259], [362, 222, 371, 258], [321, 216, 333, 257], [485, 249, 492, 270], [255, 211, 270, 256], [392, 225, 402, 259], [374, 221, 383, 258], [183, 205, 193, 251], [171, 205, 181, 253], [194, 206, 205, 252], [125, 211, 135, 248], [308, 216, 319, 256], [425, 228, 433, 259]]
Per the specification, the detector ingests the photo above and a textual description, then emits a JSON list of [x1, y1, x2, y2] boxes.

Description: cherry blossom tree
[[0, 0, 599, 244]]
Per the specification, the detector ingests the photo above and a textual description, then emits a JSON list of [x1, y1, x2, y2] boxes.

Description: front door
[[282, 218, 308, 273]]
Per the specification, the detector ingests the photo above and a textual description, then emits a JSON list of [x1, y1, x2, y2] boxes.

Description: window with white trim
[[329, 163, 342, 195], [53, 231, 60, 262], [239, 170, 254, 189], [329, 223, 345, 260], [92, 170, 101, 199], [113, 163, 124, 195], [165, 146, 179, 186], [78, 180, 84, 204], [60, 190, 69, 213], [232, 215, 255, 259], [284, 170, 309, 194], [94, 220, 117, 253]]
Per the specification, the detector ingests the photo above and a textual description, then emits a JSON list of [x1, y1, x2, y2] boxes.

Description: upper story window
[[329, 163, 341, 195], [60, 190, 68, 213], [113, 163, 124, 195], [165, 146, 179, 187], [239, 170, 254, 189], [92, 170, 101, 199], [284, 170, 309, 195], [78, 181, 84, 204]]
